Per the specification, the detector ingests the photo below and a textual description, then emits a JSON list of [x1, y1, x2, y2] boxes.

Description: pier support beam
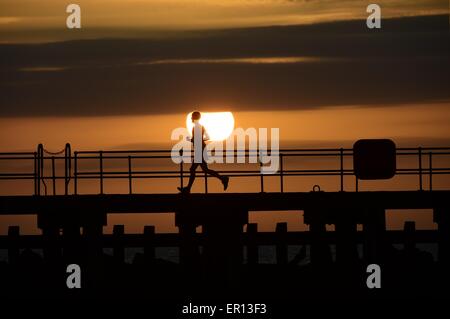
[[38, 218, 61, 264], [63, 224, 81, 263], [246, 223, 258, 265], [176, 207, 247, 293], [304, 209, 332, 266], [143, 225, 156, 262], [7, 226, 20, 265], [363, 208, 386, 264], [175, 220, 199, 268], [434, 207, 450, 265], [276, 222, 288, 265], [335, 210, 359, 265], [202, 208, 247, 292], [113, 224, 125, 264]]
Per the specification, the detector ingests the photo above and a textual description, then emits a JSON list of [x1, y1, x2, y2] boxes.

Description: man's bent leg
[[200, 163, 221, 180], [201, 163, 229, 190], [178, 163, 199, 193], [186, 163, 199, 189]]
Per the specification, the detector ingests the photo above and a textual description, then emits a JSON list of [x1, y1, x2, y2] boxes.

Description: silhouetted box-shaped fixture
[[353, 139, 396, 180]]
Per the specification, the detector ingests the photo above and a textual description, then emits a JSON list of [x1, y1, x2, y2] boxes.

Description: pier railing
[[0, 144, 449, 195]]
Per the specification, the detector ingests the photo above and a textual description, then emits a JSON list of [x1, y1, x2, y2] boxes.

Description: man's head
[[191, 111, 201, 122]]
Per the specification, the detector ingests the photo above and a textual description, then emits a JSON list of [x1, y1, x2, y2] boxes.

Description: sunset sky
[[0, 1, 448, 42], [0, 1, 449, 234]]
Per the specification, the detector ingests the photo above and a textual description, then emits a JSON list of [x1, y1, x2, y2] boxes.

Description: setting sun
[[186, 111, 235, 141]]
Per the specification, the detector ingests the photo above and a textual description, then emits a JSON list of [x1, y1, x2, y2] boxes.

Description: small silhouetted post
[[304, 209, 332, 266], [434, 207, 450, 264], [309, 221, 332, 265], [363, 209, 386, 264], [144, 225, 156, 261], [83, 220, 104, 290], [276, 222, 288, 265], [63, 225, 81, 263], [177, 223, 199, 267], [8, 226, 20, 265], [202, 212, 246, 290], [335, 217, 358, 265], [82, 213, 107, 289], [84, 222, 103, 262], [404, 221, 416, 253], [113, 224, 125, 263], [42, 225, 60, 263], [247, 223, 258, 265]]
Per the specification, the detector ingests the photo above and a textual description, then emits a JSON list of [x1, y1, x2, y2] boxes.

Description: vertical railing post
[[64, 143, 71, 195], [74, 151, 78, 195], [99, 151, 104, 194], [33, 152, 38, 195], [179, 149, 184, 189], [128, 156, 132, 194], [51, 156, 56, 195], [429, 152, 433, 191], [280, 153, 284, 193], [418, 147, 423, 191], [37, 143, 43, 196], [340, 148, 344, 191], [259, 160, 264, 193]]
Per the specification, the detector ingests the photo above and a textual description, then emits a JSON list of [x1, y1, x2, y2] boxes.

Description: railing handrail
[[0, 147, 450, 158]]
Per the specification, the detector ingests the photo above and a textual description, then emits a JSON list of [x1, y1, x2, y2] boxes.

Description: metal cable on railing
[[43, 148, 66, 156], [35, 143, 72, 195]]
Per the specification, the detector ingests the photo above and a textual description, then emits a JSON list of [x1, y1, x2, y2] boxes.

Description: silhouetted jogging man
[[178, 111, 229, 193]]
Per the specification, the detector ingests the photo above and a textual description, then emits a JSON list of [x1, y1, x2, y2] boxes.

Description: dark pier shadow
[[0, 194, 449, 301]]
